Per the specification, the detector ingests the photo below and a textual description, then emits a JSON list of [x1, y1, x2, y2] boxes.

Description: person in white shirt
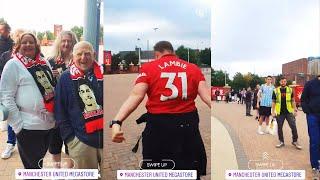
[[0, 32, 55, 169]]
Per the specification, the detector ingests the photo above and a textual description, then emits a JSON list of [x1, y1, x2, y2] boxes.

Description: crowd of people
[[0, 21, 103, 174], [214, 74, 320, 174]]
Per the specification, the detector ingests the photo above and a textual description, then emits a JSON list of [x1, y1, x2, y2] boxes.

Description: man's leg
[[48, 127, 63, 168], [7, 125, 16, 145], [245, 102, 249, 115], [67, 136, 99, 169], [1, 125, 16, 159], [286, 113, 298, 142], [276, 115, 286, 143], [258, 115, 265, 134], [307, 114, 320, 169]]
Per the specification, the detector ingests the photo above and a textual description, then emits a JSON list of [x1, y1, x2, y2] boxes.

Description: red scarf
[[15, 53, 55, 112], [70, 62, 103, 134]]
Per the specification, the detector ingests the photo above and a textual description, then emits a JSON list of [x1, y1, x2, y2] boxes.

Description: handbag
[[269, 117, 278, 136]]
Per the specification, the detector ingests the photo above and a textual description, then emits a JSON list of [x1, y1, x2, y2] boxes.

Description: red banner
[[211, 86, 230, 100], [293, 85, 304, 105], [103, 50, 112, 65]]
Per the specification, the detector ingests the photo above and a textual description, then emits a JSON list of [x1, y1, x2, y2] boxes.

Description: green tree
[[175, 45, 197, 64], [199, 48, 211, 66], [232, 72, 246, 91], [37, 32, 44, 41], [212, 69, 231, 86], [250, 74, 264, 89], [71, 26, 83, 41], [123, 52, 139, 65], [111, 53, 121, 72], [45, 31, 54, 40], [274, 74, 282, 87]]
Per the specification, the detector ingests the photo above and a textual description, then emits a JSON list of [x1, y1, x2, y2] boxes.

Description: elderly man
[[54, 41, 103, 170], [111, 41, 211, 179]]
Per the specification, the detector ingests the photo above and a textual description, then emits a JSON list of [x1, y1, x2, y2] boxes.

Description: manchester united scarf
[[15, 53, 55, 112], [70, 62, 103, 134]]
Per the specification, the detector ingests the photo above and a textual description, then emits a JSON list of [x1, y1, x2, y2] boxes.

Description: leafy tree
[[37, 32, 44, 41], [123, 52, 139, 65], [111, 53, 121, 72], [212, 69, 231, 86], [71, 26, 83, 41], [199, 48, 211, 66], [175, 45, 197, 64], [274, 74, 283, 87], [231, 72, 246, 91], [45, 31, 54, 40], [250, 74, 264, 89]]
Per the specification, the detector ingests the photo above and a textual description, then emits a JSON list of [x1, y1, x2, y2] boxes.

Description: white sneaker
[[265, 127, 271, 134], [257, 126, 265, 135], [1, 143, 15, 159]]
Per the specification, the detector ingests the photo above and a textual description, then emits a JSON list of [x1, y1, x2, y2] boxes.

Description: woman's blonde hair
[[11, 29, 25, 44], [13, 32, 41, 55], [50, 31, 78, 60]]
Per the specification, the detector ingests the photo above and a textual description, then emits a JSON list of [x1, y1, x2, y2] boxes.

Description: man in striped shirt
[[257, 76, 275, 134]]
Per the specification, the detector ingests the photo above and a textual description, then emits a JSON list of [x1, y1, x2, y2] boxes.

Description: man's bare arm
[[113, 83, 148, 122], [198, 81, 211, 108]]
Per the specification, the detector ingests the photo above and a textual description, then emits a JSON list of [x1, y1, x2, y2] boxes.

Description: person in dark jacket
[[301, 76, 320, 172], [0, 22, 13, 55], [245, 87, 253, 116], [54, 41, 103, 171], [0, 22, 13, 78]]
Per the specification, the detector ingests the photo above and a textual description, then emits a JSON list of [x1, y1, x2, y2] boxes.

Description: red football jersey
[[135, 54, 205, 114]]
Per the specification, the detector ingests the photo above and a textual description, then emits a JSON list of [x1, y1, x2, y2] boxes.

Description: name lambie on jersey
[[158, 60, 188, 70]]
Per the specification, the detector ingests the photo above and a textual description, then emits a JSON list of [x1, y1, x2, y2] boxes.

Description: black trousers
[[245, 101, 251, 115], [141, 110, 207, 178], [276, 113, 298, 143], [16, 129, 52, 169], [49, 127, 68, 155]]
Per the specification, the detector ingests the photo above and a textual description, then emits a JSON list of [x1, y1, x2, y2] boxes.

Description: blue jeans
[[7, 125, 16, 146], [307, 114, 320, 169]]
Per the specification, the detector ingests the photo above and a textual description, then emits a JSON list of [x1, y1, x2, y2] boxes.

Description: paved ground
[[103, 73, 211, 179], [0, 126, 68, 180], [212, 101, 315, 179]]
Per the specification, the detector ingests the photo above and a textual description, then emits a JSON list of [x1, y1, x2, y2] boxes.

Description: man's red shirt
[[135, 54, 205, 114]]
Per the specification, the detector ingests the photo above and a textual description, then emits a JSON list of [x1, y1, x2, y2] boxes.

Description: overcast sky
[[0, 0, 88, 32], [103, 0, 211, 53], [212, 0, 320, 77]]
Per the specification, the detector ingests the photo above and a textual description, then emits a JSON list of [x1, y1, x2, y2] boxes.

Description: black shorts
[[259, 106, 271, 116], [49, 127, 68, 155], [141, 110, 207, 177]]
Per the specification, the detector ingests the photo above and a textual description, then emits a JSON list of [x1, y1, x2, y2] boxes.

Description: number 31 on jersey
[[160, 72, 187, 101]]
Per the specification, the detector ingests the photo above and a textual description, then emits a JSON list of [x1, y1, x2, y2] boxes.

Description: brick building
[[282, 58, 312, 85]]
